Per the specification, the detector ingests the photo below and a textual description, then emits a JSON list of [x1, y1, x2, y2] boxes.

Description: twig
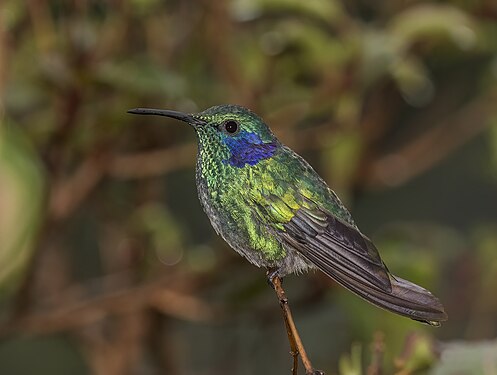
[[278, 277, 299, 375], [393, 333, 439, 375], [76, 310, 150, 375], [366, 90, 497, 189], [108, 142, 196, 179], [269, 272, 324, 375], [0, 3, 9, 113], [367, 331, 385, 375], [1, 278, 221, 336], [49, 154, 109, 220], [107, 121, 335, 180]]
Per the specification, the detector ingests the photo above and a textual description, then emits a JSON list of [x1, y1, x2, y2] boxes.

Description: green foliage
[[0, 126, 44, 296], [339, 343, 362, 375], [1, 0, 497, 373]]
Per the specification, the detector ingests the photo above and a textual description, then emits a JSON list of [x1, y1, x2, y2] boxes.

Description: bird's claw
[[266, 268, 281, 289]]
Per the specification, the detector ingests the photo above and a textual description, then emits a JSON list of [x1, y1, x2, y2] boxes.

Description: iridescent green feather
[[197, 132, 354, 262], [128, 104, 447, 325]]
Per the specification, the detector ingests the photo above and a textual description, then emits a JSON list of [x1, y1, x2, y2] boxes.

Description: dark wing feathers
[[284, 208, 392, 291], [280, 207, 447, 325]]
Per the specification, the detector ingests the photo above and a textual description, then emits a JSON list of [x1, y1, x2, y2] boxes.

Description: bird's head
[[128, 104, 280, 168]]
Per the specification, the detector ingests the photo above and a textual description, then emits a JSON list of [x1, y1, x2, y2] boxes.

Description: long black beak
[[127, 108, 205, 126]]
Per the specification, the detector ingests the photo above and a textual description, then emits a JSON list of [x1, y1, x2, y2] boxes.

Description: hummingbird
[[128, 105, 447, 326]]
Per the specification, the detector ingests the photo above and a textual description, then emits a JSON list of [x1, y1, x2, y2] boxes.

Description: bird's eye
[[223, 120, 239, 135]]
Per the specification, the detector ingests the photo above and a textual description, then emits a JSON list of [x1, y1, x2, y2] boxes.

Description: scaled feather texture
[[128, 104, 448, 326]]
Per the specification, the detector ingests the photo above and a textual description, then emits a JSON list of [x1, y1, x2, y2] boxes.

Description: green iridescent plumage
[[128, 105, 447, 326]]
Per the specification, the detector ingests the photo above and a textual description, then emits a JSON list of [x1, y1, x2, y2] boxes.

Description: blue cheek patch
[[222, 131, 277, 168]]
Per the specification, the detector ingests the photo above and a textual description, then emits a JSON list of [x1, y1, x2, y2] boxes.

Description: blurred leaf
[[0, 124, 45, 296], [1, 0, 25, 31], [391, 56, 434, 107], [394, 333, 438, 374], [129, 0, 162, 16], [232, 0, 345, 23], [389, 5, 479, 52], [473, 226, 497, 285], [2, 0, 497, 373], [360, 30, 401, 85], [339, 343, 363, 375], [95, 59, 187, 98]]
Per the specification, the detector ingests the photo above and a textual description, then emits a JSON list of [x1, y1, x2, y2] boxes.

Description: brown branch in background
[[47, 120, 334, 223], [113, 87, 496, 187], [49, 154, 109, 220], [108, 143, 197, 179], [393, 333, 438, 375], [202, 0, 254, 107], [14, 0, 88, 320], [0, 3, 9, 114], [27, 0, 56, 55], [107, 121, 335, 180], [76, 311, 151, 375], [8, 0, 497, 374], [1, 277, 222, 337], [366, 90, 497, 189], [367, 331, 385, 375]]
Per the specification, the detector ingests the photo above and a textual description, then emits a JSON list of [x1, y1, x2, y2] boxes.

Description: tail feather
[[321, 264, 447, 325]]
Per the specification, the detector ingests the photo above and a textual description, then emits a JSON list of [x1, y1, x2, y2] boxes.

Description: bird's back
[[196, 141, 447, 325], [195, 140, 355, 271]]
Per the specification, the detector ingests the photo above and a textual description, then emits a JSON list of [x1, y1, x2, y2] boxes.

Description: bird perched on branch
[[128, 105, 447, 326]]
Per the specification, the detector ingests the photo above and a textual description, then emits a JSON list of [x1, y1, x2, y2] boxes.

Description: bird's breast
[[195, 156, 287, 264]]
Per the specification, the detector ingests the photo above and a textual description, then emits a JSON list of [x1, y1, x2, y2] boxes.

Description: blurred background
[[1, 0, 497, 374]]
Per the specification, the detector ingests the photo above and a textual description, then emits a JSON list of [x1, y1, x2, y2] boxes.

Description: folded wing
[[279, 207, 447, 325]]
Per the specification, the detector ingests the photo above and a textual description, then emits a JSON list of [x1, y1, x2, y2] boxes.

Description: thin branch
[[76, 310, 150, 375], [108, 143, 196, 179], [1, 279, 222, 336], [0, 2, 9, 112], [366, 90, 497, 189], [367, 331, 385, 375], [112, 87, 496, 187], [26, 0, 56, 55], [49, 154, 109, 220], [270, 273, 324, 375], [107, 121, 335, 180]]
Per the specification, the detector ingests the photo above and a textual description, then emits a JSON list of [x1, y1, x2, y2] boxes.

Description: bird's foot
[[266, 268, 281, 289]]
